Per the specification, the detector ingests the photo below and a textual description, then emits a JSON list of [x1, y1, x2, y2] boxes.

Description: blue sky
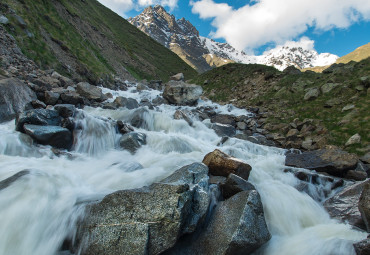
[[99, 0, 370, 57]]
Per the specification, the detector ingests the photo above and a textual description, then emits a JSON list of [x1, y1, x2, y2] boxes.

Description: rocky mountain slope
[[0, 0, 196, 84], [304, 42, 370, 72], [129, 5, 338, 72], [192, 58, 370, 156]]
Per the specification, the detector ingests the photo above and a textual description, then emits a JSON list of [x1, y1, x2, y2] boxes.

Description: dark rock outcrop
[[221, 174, 256, 200], [0, 78, 37, 123], [203, 149, 252, 180], [285, 147, 358, 177]]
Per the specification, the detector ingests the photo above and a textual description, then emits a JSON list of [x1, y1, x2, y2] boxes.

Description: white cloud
[[98, 0, 134, 16], [191, 0, 370, 51], [98, 0, 178, 15]]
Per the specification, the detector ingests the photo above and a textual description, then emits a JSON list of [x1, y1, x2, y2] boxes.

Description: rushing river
[[0, 84, 366, 255]]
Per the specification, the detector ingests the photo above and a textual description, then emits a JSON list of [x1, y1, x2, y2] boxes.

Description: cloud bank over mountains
[[191, 0, 370, 52]]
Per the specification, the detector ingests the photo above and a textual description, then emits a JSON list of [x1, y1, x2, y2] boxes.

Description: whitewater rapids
[[0, 85, 366, 255]]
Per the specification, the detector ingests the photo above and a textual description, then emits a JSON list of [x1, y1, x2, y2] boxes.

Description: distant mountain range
[[129, 5, 338, 72]]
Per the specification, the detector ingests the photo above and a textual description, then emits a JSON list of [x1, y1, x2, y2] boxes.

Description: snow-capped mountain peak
[[129, 6, 338, 72]]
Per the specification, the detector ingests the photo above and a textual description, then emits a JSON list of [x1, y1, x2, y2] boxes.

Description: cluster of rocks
[[72, 149, 271, 255]]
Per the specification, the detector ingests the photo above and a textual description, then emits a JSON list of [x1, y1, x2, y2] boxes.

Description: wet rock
[[119, 132, 147, 154], [221, 174, 256, 199], [345, 133, 361, 146], [354, 238, 370, 255], [76, 163, 210, 255], [102, 102, 117, 110], [16, 109, 62, 133], [130, 108, 150, 129], [136, 83, 149, 92], [324, 180, 369, 230], [174, 110, 193, 126], [285, 147, 358, 177], [0, 170, 30, 191], [304, 88, 320, 101], [54, 104, 76, 118], [23, 124, 73, 150], [44, 91, 60, 105], [76, 82, 106, 102], [114, 96, 139, 109], [359, 182, 370, 232], [116, 121, 134, 135], [152, 96, 166, 105], [211, 114, 236, 126], [0, 78, 37, 123], [170, 73, 184, 81], [210, 123, 236, 137], [183, 190, 271, 255], [234, 133, 275, 147], [203, 149, 252, 180], [163, 81, 202, 106]]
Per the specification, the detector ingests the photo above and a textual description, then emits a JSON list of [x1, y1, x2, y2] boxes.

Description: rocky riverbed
[[1, 22, 370, 255]]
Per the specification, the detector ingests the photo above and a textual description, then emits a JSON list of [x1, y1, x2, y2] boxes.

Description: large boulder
[[130, 108, 150, 129], [75, 163, 210, 255], [76, 82, 106, 102], [0, 78, 37, 123], [119, 132, 147, 154], [324, 180, 369, 230], [114, 96, 139, 109], [221, 174, 256, 200], [285, 147, 358, 177], [16, 109, 62, 132], [203, 149, 252, 180], [171, 190, 271, 255], [163, 81, 202, 106], [23, 124, 73, 150], [359, 181, 370, 232]]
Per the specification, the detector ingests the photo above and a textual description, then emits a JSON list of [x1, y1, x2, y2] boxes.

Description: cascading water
[[0, 84, 366, 255]]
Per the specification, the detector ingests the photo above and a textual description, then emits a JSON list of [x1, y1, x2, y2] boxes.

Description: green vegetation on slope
[[1, 0, 197, 82], [192, 59, 370, 155]]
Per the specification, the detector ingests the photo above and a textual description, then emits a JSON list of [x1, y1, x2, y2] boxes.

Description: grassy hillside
[[192, 59, 370, 155], [0, 0, 197, 83]]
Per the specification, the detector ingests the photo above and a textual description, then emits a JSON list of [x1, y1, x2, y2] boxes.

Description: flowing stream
[[0, 85, 366, 255]]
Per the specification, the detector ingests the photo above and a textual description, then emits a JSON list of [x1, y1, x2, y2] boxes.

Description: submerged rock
[[203, 149, 252, 180], [163, 81, 202, 106], [0, 170, 30, 191]]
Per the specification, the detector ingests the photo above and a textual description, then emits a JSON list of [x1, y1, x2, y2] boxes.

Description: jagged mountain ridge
[[129, 5, 338, 72]]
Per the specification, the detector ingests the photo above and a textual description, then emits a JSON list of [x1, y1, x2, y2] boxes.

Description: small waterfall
[[0, 85, 366, 255]]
